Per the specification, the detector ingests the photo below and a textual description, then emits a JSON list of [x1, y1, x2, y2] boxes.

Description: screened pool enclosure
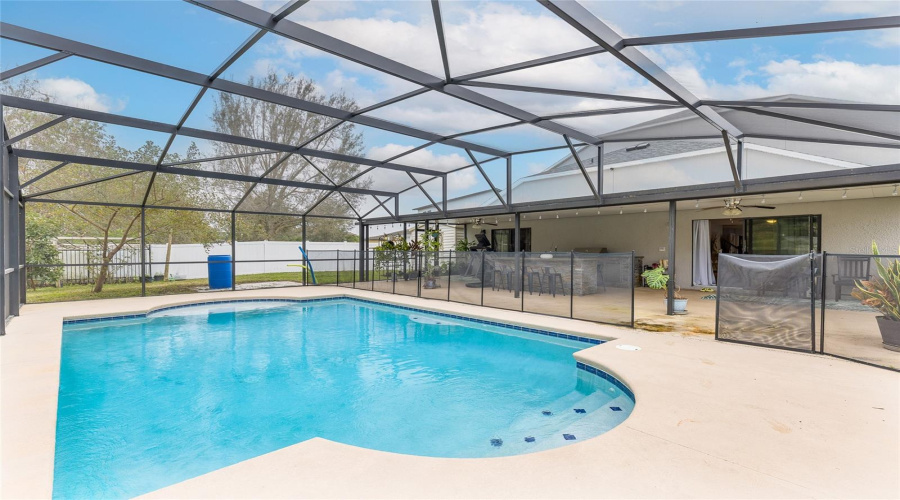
[[2, 0, 899, 335]]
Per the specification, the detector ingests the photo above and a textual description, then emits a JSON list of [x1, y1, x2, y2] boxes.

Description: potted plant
[[641, 266, 688, 313], [420, 229, 443, 288], [852, 242, 900, 351]]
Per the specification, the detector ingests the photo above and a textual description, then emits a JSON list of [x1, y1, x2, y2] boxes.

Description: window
[[491, 228, 531, 252], [747, 215, 821, 255]]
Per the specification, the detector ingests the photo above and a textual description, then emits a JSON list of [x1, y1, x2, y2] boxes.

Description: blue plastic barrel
[[207, 255, 233, 290]]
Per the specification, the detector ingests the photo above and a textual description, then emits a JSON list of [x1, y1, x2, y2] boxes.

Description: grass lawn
[[26, 271, 360, 304]]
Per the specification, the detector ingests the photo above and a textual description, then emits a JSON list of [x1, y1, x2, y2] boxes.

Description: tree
[[24, 212, 64, 289], [5, 78, 222, 292], [210, 71, 372, 242]]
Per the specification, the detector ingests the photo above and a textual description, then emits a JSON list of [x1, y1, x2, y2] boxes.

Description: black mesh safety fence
[[572, 252, 635, 327], [820, 253, 900, 370], [333, 250, 636, 327], [716, 253, 818, 351]]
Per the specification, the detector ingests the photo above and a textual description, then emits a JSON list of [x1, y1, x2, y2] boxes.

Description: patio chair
[[832, 255, 870, 301]]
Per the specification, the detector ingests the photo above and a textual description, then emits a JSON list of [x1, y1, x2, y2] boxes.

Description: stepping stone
[[573, 408, 586, 414], [563, 434, 576, 440], [490, 438, 503, 447], [524, 436, 535, 443]]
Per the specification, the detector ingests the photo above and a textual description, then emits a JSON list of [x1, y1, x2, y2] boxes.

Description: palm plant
[[852, 242, 900, 321]]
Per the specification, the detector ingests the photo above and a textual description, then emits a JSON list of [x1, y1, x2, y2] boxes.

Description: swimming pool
[[54, 298, 634, 498]]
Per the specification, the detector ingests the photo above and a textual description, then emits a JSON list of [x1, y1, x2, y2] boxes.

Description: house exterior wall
[[673, 196, 900, 288], [461, 196, 899, 289]]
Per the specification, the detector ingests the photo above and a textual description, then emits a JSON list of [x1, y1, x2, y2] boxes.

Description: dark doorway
[[491, 228, 531, 252]]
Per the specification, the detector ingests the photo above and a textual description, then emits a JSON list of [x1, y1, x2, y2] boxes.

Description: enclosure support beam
[[722, 131, 743, 191], [459, 81, 678, 106], [0, 51, 71, 81], [596, 143, 604, 199], [514, 212, 521, 299], [722, 105, 900, 143], [18, 196, 25, 306], [20, 161, 68, 189], [565, 135, 600, 202], [1, 95, 454, 177], [301, 216, 307, 285], [140, 208, 146, 297], [230, 212, 236, 292], [625, 15, 900, 47], [541, 0, 743, 141], [14, 149, 396, 198], [736, 140, 744, 181], [8, 153, 21, 316], [466, 149, 506, 209], [506, 157, 513, 206], [0, 110, 8, 335], [667, 201, 676, 316], [3, 115, 70, 147], [431, 0, 452, 82], [353, 217, 366, 282], [185, 0, 600, 144], [0, 23, 506, 157], [365, 159, 900, 224], [441, 176, 448, 216]]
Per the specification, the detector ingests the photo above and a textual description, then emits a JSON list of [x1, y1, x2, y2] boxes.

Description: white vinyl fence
[[59, 241, 372, 282]]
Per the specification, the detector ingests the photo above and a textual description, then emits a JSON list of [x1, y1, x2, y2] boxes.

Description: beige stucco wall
[[463, 196, 900, 288], [674, 196, 900, 287]]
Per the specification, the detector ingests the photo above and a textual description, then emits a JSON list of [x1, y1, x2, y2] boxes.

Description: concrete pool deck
[[2, 287, 898, 499]]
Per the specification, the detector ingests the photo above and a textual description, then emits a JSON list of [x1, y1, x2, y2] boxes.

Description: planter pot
[[664, 298, 689, 313], [423, 279, 439, 289], [876, 316, 900, 352]]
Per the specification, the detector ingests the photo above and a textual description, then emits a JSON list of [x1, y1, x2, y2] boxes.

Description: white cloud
[[37, 78, 123, 112], [366, 143, 476, 192], [448, 169, 478, 192], [867, 29, 900, 48], [820, 0, 900, 15]]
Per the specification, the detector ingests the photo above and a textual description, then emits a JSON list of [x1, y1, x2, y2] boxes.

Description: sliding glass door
[[747, 215, 821, 255]]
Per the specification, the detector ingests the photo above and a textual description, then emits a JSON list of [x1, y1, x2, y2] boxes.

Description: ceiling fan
[[472, 217, 498, 228], [700, 197, 775, 216]]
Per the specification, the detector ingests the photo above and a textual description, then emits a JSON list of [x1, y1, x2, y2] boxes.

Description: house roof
[[533, 140, 721, 177]]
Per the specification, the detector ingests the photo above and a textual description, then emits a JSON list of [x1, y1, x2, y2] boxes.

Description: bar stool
[[503, 266, 515, 293], [596, 263, 607, 294], [492, 266, 504, 291], [526, 267, 543, 295], [543, 267, 566, 297]]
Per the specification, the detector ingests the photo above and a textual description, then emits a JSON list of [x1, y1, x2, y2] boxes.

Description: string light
[[556, 214, 559, 219], [798, 192, 803, 200], [643, 208, 647, 213], [761, 196, 766, 204], [694, 200, 700, 208], [619, 209, 623, 215], [893, 185, 898, 196], [841, 189, 847, 199]]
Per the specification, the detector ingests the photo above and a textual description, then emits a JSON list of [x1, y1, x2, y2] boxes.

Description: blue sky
[[2, 0, 898, 208]]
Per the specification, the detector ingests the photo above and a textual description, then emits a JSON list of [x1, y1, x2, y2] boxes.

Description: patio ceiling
[[1, 0, 899, 221]]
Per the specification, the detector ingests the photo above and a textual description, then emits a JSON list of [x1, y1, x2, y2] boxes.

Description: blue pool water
[[54, 298, 634, 498]]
